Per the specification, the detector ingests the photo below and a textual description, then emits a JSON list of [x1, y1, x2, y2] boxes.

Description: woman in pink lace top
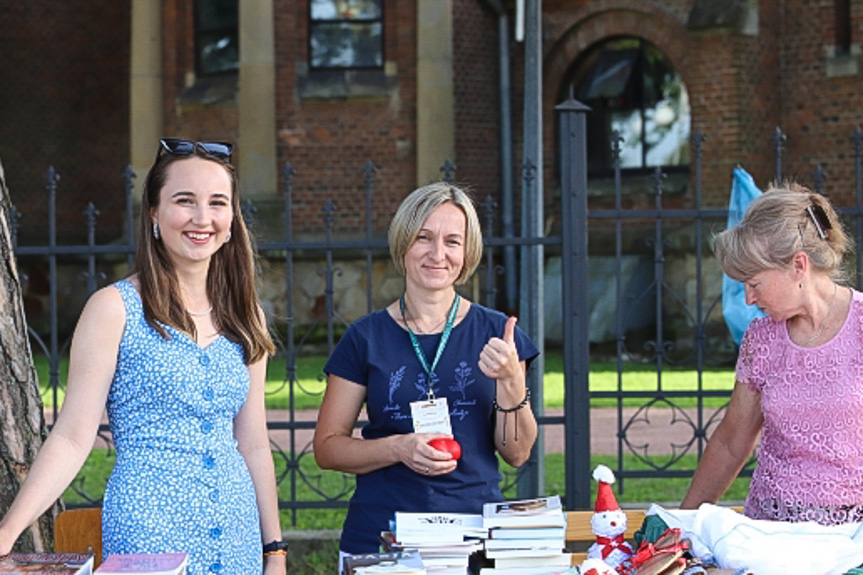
[[681, 182, 863, 526]]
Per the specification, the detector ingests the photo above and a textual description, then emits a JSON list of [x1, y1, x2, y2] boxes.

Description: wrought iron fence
[[9, 103, 863, 524]]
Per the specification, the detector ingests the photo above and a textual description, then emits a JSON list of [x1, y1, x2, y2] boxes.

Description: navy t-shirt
[[324, 301, 540, 553]]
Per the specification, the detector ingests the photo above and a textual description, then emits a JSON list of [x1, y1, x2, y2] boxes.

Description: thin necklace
[[402, 296, 451, 334], [801, 283, 838, 346], [187, 306, 213, 317]]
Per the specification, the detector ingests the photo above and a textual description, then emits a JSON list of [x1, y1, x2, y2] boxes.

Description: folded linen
[[646, 503, 863, 575]]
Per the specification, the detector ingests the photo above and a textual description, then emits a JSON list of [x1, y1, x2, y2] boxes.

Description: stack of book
[[383, 511, 486, 574], [0, 552, 94, 574], [480, 496, 572, 574]]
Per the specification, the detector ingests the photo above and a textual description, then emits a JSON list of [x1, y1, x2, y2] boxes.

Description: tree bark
[[0, 158, 61, 551]]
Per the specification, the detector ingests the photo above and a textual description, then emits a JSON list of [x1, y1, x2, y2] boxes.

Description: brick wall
[[452, 0, 502, 213], [270, 0, 419, 237], [0, 1, 130, 244], [779, 0, 863, 204], [537, 0, 863, 211], [5, 0, 863, 244], [162, 1, 240, 144]]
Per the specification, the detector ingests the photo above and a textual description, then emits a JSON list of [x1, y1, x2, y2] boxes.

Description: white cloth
[[647, 503, 863, 575]]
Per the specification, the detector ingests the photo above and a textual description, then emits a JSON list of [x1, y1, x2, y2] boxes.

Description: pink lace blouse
[[738, 288, 863, 525]]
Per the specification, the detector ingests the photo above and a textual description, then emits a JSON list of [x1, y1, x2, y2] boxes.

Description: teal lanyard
[[399, 293, 460, 400]]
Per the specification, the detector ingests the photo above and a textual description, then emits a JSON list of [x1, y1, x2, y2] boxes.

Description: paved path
[[48, 407, 717, 456], [263, 407, 716, 456]]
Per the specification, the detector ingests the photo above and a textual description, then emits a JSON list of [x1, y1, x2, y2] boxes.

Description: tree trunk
[[0, 158, 62, 551]]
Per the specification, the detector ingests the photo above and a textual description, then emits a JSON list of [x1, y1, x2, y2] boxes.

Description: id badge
[[410, 397, 452, 434]]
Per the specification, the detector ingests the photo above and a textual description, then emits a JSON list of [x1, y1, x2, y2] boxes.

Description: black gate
[[8, 103, 863, 524]]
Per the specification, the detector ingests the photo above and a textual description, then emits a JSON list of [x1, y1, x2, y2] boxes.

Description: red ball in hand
[[428, 438, 461, 460]]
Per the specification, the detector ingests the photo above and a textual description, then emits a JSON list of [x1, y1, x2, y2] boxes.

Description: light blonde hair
[[388, 182, 483, 285], [714, 181, 851, 282]]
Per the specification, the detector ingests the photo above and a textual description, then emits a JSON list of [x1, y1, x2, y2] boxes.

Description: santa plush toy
[[586, 464, 634, 573]]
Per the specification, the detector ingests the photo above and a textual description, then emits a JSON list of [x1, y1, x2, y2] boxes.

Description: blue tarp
[[722, 166, 766, 345]]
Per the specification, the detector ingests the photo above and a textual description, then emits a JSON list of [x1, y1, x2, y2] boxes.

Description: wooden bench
[[565, 506, 744, 563], [54, 507, 102, 567]]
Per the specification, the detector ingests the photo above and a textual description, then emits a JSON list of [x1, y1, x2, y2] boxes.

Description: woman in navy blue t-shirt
[[313, 182, 539, 562]]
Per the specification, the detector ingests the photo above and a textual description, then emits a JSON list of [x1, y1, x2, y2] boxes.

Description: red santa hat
[[593, 464, 620, 513]]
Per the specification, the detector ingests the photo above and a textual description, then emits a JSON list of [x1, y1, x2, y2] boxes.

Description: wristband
[[262, 540, 288, 553], [493, 386, 531, 445]]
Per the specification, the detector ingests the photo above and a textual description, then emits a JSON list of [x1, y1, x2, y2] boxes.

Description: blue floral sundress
[[101, 280, 262, 573]]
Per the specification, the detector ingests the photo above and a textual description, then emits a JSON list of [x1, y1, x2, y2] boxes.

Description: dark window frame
[[308, 0, 385, 71], [565, 37, 692, 178], [835, 0, 852, 55], [194, 0, 240, 77]]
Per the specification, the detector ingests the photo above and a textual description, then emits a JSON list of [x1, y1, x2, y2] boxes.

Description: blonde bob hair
[[714, 181, 851, 282], [388, 182, 483, 285]]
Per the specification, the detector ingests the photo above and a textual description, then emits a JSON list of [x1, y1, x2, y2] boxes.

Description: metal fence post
[[517, 0, 546, 499], [556, 95, 591, 509]]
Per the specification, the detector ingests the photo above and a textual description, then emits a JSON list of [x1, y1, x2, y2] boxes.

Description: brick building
[[1, 0, 861, 241]]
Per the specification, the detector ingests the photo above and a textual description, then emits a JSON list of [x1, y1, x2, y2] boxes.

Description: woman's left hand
[[479, 317, 521, 384], [263, 552, 287, 575]]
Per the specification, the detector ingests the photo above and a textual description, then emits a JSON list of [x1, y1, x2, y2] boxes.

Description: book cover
[[482, 496, 561, 519], [0, 552, 94, 574], [493, 553, 571, 568], [394, 511, 487, 547], [395, 512, 484, 533], [94, 554, 187, 575], [483, 538, 565, 550], [484, 547, 565, 560], [482, 496, 566, 529], [480, 567, 576, 575], [487, 527, 565, 540], [343, 551, 425, 575]]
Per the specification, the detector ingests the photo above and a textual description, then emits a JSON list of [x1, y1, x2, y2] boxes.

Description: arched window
[[566, 37, 690, 179]]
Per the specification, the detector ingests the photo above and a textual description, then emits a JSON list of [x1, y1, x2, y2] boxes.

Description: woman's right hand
[[0, 524, 15, 557], [394, 433, 458, 477]]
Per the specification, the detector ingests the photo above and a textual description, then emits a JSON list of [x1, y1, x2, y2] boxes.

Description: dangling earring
[[153, 222, 160, 240], [225, 231, 232, 243]]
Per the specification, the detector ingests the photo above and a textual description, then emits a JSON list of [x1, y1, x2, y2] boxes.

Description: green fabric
[[844, 566, 863, 575], [632, 514, 669, 547]]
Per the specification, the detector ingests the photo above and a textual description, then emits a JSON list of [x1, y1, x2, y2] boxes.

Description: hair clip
[[805, 204, 832, 240]]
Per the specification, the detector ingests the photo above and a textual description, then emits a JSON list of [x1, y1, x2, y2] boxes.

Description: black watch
[[262, 540, 288, 553]]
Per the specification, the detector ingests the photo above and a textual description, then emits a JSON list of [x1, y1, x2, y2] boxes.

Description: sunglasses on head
[[157, 138, 233, 161]]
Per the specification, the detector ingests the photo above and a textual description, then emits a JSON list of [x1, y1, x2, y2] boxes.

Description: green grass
[[36, 353, 735, 410], [64, 450, 749, 526], [48, 351, 739, 574], [64, 450, 748, 575]]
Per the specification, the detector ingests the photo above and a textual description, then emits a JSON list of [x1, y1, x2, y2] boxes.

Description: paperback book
[[481, 496, 566, 529], [484, 548, 567, 560], [483, 538, 564, 551], [0, 552, 94, 574], [487, 527, 564, 540], [394, 511, 486, 545], [492, 553, 572, 568], [94, 553, 187, 575], [343, 551, 426, 575], [480, 567, 576, 575]]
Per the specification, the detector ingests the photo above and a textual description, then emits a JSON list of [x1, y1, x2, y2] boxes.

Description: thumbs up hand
[[479, 316, 521, 382]]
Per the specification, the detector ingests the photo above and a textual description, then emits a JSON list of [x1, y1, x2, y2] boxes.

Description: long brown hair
[[134, 146, 275, 363]]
